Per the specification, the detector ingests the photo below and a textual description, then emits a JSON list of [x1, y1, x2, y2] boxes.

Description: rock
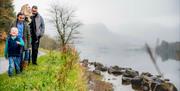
[[154, 82, 178, 91], [95, 66, 108, 72], [141, 72, 153, 77], [93, 70, 101, 75], [131, 76, 143, 90], [108, 66, 124, 76], [89, 62, 94, 65], [142, 82, 150, 91], [123, 69, 139, 78], [94, 62, 103, 67], [156, 75, 162, 78], [122, 76, 132, 85], [92, 62, 108, 72], [164, 79, 170, 82], [81, 59, 89, 67]]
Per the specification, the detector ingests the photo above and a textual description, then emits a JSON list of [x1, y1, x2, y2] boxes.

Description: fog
[[13, 0, 180, 45]]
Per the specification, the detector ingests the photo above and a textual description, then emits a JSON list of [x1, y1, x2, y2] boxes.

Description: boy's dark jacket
[[11, 20, 31, 50]]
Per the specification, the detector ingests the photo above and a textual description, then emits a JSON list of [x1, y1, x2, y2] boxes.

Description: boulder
[[123, 69, 139, 78], [94, 62, 103, 67], [95, 66, 108, 72], [131, 76, 143, 90], [81, 59, 89, 67], [122, 76, 132, 85], [108, 66, 124, 76], [154, 82, 178, 91]]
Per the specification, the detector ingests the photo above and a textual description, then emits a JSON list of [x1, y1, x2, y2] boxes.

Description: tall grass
[[0, 49, 87, 91]]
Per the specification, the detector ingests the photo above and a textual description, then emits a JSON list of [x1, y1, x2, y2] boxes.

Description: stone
[[123, 69, 139, 78], [93, 70, 101, 75], [122, 76, 132, 85], [108, 66, 124, 76], [131, 76, 143, 90]]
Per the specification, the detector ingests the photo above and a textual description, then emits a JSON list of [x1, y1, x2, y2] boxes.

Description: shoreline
[[81, 59, 178, 91]]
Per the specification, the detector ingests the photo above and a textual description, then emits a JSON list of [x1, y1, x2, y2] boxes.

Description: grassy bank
[[0, 51, 87, 91]]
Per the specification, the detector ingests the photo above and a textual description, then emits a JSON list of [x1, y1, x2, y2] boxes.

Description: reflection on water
[[77, 41, 180, 91]]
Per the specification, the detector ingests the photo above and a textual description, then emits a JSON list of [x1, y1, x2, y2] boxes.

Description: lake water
[[77, 44, 180, 91]]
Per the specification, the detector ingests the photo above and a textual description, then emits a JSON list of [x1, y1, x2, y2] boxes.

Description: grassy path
[[0, 51, 87, 91]]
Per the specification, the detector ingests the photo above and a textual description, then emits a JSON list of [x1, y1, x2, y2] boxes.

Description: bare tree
[[49, 2, 82, 52]]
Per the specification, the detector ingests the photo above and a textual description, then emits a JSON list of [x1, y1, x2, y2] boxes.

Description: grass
[[0, 50, 87, 91]]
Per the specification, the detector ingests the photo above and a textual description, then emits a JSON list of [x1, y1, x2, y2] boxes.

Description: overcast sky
[[13, 0, 180, 42]]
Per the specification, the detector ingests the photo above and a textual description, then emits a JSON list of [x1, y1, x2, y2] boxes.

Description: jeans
[[8, 57, 20, 76], [24, 50, 30, 61]]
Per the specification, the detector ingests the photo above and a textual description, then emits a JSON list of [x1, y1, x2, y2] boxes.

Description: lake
[[77, 41, 180, 91]]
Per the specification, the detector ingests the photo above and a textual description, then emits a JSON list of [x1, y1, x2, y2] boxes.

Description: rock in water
[[122, 76, 132, 85], [108, 66, 124, 76]]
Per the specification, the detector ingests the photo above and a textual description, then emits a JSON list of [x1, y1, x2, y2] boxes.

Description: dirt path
[[0, 58, 8, 74]]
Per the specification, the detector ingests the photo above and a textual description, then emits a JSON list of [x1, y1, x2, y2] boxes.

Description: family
[[4, 4, 45, 77]]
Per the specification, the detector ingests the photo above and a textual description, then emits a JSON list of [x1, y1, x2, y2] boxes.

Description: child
[[4, 27, 24, 77]]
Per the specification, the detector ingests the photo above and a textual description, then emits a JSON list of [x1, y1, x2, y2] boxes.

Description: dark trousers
[[31, 38, 40, 64]]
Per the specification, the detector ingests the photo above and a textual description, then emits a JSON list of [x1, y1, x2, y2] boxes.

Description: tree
[[0, 0, 15, 41], [49, 2, 82, 52], [0, 0, 15, 32]]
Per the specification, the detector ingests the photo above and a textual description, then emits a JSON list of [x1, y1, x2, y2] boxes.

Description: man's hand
[[28, 48, 31, 51]]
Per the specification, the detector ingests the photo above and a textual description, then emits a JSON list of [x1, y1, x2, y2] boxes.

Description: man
[[30, 5, 45, 65], [11, 12, 31, 71]]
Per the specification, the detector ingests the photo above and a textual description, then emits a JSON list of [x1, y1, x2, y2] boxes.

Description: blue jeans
[[8, 57, 20, 76], [24, 50, 30, 61]]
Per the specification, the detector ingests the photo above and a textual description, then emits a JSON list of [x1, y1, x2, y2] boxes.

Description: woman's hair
[[20, 4, 32, 16], [20, 4, 32, 24]]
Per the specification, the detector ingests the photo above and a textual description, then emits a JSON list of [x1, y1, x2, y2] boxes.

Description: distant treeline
[[40, 35, 60, 50], [156, 41, 180, 61]]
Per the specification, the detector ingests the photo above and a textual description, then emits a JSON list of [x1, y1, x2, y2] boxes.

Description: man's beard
[[33, 13, 38, 17]]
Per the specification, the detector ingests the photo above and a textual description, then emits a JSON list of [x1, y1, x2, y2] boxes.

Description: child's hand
[[4, 54, 8, 59], [5, 56, 8, 59], [16, 41, 20, 45]]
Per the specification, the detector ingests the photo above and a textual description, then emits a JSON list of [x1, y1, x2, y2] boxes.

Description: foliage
[[0, 0, 16, 33]]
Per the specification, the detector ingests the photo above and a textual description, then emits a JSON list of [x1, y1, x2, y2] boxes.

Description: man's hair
[[17, 12, 24, 17], [32, 5, 38, 9]]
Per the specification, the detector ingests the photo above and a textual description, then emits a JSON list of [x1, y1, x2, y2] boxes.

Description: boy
[[4, 27, 24, 77]]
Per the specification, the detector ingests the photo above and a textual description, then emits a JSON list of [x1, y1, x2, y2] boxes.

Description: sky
[[13, 0, 180, 42]]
